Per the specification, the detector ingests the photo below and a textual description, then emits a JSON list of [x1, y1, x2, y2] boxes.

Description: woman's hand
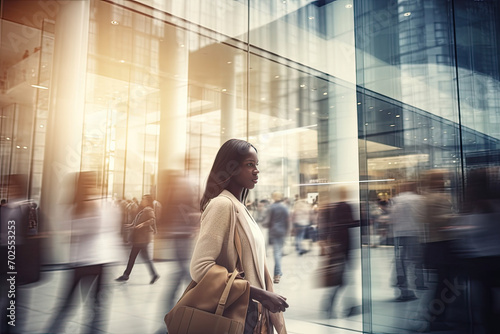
[[250, 286, 289, 313]]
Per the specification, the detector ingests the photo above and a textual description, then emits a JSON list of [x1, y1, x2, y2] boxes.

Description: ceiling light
[[404, 12, 411, 17], [111, 20, 119, 25], [345, 4, 353, 9], [31, 84, 48, 90]]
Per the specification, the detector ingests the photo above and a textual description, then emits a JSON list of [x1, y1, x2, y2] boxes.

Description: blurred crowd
[[1, 167, 499, 333], [365, 167, 500, 333], [0, 170, 200, 333]]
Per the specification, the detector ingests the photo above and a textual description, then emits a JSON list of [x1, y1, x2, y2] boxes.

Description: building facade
[[1, 0, 499, 333]]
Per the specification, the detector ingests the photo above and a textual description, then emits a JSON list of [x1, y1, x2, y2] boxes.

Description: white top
[[390, 191, 424, 237], [240, 201, 267, 287]]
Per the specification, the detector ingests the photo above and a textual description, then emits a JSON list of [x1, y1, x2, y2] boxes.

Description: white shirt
[[239, 201, 267, 287]]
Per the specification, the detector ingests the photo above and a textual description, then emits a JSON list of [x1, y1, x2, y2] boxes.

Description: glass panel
[[29, 19, 53, 203], [87, 0, 250, 212], [0, 18, 47, 202], [248, 52, 362, 331], [0, 104, 35, 200], [249, 0, 355, 83], [0, 105, 15, 200], [123, 98, 146, 198], [186, 33, 248, 190], [133, 0, 249, 44], [454, 0, 500, 167], [356, 0, 500, 333]]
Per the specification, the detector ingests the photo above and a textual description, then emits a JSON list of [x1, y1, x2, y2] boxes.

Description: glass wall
[[356, 0, 500, 333], [1, 0, 500, 333]]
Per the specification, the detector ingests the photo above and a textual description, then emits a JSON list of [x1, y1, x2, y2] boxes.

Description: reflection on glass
[[1, 0, 499, 333]]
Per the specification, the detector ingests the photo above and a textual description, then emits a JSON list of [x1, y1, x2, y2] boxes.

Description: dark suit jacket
[[131, 206, 156, 244]]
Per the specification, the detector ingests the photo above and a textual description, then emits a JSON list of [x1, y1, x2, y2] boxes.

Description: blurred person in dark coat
[[420, 169, 458, 331], [116, 194, 159, 284], [153, 170, 200, 334], [160, 170, 199, 312], [123, 198, 139, 243], [457, 167, 500, 334], [318, 186, 359, 318], [46, 171, 121, 333]]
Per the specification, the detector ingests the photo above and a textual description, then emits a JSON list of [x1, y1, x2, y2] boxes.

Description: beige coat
[[190, 190, 286, 334]]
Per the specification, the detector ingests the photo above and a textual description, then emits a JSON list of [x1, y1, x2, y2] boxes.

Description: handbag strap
[[215, 267, 240, 315], [215, 227, 244, 316], [234, 227, 243, 271]]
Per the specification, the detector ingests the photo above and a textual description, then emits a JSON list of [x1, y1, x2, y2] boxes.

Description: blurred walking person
[[420, 169, 457, 331], [291, 196, 311, 255], [160, 170, 199, 312], [452, 167, 500, 333], [264, 192, 291, 284], [318, 186, 359, 318], [116, 194, 159, 284], [390, 181, 426, 302], [46, 171, 121, 333], [154, 170, 200, 334]]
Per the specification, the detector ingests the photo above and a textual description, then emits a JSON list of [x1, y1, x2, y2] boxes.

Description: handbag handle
[[215, 267, 240, 315], [215, 228, 244, 316]]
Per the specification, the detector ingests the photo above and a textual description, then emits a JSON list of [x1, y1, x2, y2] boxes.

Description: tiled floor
[[11, 239, 451, 334]]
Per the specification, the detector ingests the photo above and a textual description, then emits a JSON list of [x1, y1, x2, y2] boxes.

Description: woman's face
[[231, 147, 259, 190]]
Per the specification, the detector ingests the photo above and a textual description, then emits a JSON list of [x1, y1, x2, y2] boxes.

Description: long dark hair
[[200, 139, 257, 211]]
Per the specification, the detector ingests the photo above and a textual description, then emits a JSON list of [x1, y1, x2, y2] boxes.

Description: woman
[[116, 194, 160, 284], [190, 138, 288, 334]]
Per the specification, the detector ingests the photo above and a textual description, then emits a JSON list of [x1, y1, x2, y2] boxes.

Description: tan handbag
[[165, 230, 249, 334]]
